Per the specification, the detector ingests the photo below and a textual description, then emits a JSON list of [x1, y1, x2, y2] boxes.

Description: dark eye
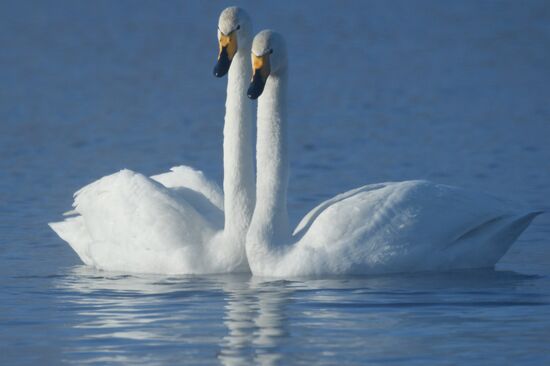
[[269, 48, 273, 54], [236, 25, 241, 30]]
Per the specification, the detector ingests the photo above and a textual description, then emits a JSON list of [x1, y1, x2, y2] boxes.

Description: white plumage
[[245, 30, 540, 277], [50, 7, 255, 275]]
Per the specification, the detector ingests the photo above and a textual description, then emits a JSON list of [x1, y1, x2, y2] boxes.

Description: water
[[1, 0, 549, 364]]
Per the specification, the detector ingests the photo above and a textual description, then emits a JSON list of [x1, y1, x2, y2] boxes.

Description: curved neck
[[223, 40, 256, 237], [248, 68, 290, 258]]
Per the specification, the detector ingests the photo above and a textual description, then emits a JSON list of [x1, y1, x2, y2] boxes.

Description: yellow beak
[[247, 53, 271, 99], [213, 32, 238, 77]]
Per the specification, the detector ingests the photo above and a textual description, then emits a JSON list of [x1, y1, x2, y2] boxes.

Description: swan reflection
[[218, 278, 293, 366], [55, 266, 296, 365], [55, 266, 535, 365]]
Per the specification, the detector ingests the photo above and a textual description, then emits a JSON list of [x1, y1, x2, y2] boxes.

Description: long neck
[[248, 68, 290, 258], [223, 42, 256, 237]]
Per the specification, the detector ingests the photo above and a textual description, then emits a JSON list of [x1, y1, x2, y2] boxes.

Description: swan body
[[50, 7, 255, 274], [51, 169, 233, 273], [245, 30, 540, 277]]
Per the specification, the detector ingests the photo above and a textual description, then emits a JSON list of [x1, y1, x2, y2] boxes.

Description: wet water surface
[[1, 0, 549, 364]]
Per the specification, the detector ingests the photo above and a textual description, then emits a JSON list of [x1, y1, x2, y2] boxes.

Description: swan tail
[[49, 216, 93, 265], [495, 211, 543, 246], [448, 211, 542, 268]]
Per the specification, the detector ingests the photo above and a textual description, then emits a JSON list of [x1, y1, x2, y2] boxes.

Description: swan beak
[[214, 32, 238, 77], [247, 53, 271, 99]]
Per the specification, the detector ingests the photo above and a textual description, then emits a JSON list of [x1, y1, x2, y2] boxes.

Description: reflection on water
[[2, 1, 549, 363], [52, 267, 550, 365], [219, 278, 292, 366], [56, 268, 295, 365]]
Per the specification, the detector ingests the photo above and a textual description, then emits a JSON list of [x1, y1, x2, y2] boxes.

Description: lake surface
[[1, 0, 549, 364]]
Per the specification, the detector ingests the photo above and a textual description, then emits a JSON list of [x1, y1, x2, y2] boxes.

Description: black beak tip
[[247, 75, 266, 99], [247, 86, 260, 100], [213, 65, 228, 78]]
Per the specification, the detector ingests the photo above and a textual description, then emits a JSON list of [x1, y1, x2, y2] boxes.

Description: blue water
[[1, 0, 550, 364]]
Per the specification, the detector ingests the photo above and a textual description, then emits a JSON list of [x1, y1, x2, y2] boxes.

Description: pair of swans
[[50, 7, 539, 277]]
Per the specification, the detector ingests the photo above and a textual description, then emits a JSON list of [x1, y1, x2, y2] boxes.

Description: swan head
[[213, 7, 252, 78], [247, 30, 287, 99]]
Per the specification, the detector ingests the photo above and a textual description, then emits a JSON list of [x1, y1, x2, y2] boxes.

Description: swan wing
[[292, 182, 388, 238], [151, 165, 224, 210], [289, 180, 539, 275], [50, 169, 218, 273]]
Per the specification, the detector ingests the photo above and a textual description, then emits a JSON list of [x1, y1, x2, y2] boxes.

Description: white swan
[[244, 30, 541, 277], [49, 7, 255, 274]]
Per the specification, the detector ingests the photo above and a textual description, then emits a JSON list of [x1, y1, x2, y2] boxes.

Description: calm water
[[1, 0, 550, 364]]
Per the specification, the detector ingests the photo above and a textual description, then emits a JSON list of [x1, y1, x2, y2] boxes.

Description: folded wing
[[288, 180, 539, 275], [50, 169, 220, 273]]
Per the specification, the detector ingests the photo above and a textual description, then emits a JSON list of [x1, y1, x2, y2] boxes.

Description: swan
[[244, 30, 541, 277], [49, 7, 255, 274]]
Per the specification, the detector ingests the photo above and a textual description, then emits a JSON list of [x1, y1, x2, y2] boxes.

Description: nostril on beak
[[213, 66, 223, 77]]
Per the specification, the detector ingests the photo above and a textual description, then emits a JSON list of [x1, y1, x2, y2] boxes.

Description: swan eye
[[236, 25, 240, 30], [269, 48, 273, 54]]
